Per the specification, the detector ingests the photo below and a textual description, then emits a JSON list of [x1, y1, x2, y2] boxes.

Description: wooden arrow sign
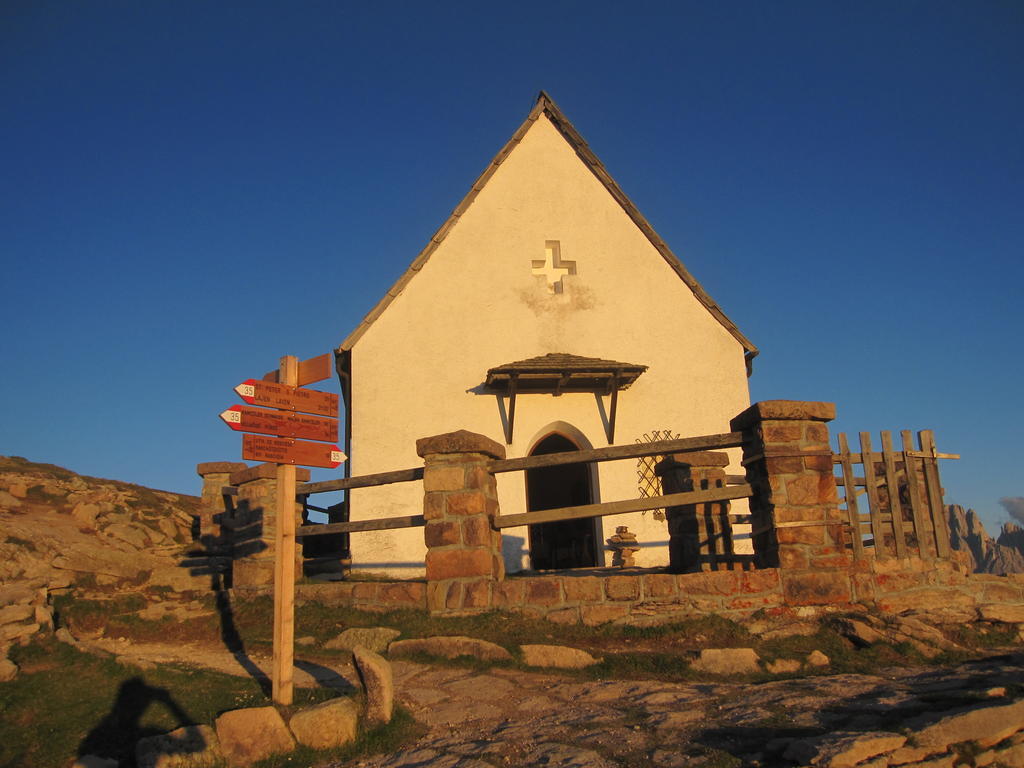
[[234, 379, 338, 417], [242, 434, 346, 469], [220, 405, 338, 442]]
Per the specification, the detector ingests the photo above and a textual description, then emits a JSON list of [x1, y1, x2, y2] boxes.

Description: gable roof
[[338, 92, 758, 365]]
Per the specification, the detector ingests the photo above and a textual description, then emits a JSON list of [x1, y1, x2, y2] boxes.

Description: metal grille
[[635, 429, 680, 521]]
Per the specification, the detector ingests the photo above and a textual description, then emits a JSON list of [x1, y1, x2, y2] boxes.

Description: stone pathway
[[344, 653, 1024, 768], [82, 637, 1024, 767]]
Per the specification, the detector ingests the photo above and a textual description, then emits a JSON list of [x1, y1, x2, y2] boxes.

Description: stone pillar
[[416, 430, 505, 615], [657, 451, 733, 572], [731, 401, 852, 605], [229, 463, 310, 588], [196, 462, 247, 542]]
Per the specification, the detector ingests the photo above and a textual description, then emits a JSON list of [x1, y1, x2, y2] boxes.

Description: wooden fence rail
[[494, 484, 753, 529], [833, 429, 956, 560], [279, 433, 753, 547]]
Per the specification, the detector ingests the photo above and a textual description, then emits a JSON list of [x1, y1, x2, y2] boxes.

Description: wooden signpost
[[221, 352, 344, 706]]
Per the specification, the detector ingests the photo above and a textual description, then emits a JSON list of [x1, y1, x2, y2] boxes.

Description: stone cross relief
[[532, 240, 577, 294]]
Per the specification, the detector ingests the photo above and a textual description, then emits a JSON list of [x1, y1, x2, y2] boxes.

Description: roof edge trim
[[339, 91, 757, 361]]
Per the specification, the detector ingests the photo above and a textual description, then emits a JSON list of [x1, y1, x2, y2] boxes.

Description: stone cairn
[[607, 526, 640, 568]]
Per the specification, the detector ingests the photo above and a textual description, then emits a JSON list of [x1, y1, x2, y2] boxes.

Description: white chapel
[[335, 92, 757, 575]]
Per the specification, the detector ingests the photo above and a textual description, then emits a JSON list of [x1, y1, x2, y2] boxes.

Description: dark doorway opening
[[526, 433, 598, 570]]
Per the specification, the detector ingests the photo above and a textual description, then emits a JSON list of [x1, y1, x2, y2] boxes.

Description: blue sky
[[1, 1, 1021, 532]]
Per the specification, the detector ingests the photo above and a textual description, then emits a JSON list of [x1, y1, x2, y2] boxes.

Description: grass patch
[[943, 622, 1020, 650], [585, 651, 695, 682], [1, 637, 301, 768], [1, 635, 419, 768], [53, 592, 149, 636]]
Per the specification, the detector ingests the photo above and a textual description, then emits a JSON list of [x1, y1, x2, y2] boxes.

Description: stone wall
[[211, 403, 1020, 629], [290, 559, 1024, 631], [296, 581, 427, 612]]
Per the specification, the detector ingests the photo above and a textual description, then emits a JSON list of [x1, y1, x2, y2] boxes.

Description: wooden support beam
[[505, 375, 518, 445], [606, 375, 619, 444]]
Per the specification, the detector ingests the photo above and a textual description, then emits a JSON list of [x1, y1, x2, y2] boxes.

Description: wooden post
[[901, 430, 931, 558], [859, 432, 886, 556], [880, 431, 908, 558], [272, 354, 298, 706]]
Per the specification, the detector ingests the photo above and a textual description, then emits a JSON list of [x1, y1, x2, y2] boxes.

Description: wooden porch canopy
[[483, 353, 647, 444]]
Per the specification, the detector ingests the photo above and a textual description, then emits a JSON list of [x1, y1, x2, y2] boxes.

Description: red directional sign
[[220, 405, 338, 442], [234, 379, 338, 417], [242, 434, 346, 469]]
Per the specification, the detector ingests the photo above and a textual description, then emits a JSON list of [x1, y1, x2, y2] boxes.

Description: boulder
[[783, 731, 906, 767], [52, 547, 146, 580], [690, 648, 760, 675], [806, 650, 830, 667], [834, 617, 887, 646], [0, 604, 34, 625], [887, 744, 934, 765], [894, 617, 961, 650], [0, 658, 18, 682], [353, 646, 393, 726], [389, 635, 513, 662], [288, 698, 359, 749], [214, 707, 294, 767], [325, 627, 400, 654], [135, 724, 221, 768], [0, 490, 22, 508], [1, 621, 40, 643], [979, 604, 1024, 624], [105, 523, 151, 549], [71, 502, 101, 526], [0, 584, 36, 606], [913, 698, 1024, 751], [520, 644, 599, 669], [988, 742, 1024, 768]]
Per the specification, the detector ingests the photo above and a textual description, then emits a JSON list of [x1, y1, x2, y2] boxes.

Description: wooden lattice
[[635, 429, 680, 521]]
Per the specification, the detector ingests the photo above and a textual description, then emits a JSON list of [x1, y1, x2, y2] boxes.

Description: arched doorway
[[526, 433, 599, 570]]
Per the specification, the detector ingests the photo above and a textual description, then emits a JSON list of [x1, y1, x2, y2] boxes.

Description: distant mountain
[[947, 504, 1024, 574]]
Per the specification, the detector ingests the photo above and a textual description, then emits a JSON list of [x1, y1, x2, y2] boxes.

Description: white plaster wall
[[345, 115, 751, 576]]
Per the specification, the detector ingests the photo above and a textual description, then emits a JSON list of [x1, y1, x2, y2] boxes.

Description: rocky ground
[[63, 632, 1024, 768], [5, 458, 1024, 767]]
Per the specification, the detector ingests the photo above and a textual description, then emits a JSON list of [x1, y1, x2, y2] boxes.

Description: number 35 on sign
[[242, 434, 346, 469]]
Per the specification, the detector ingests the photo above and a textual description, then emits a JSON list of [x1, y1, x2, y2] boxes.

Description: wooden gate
[[833, 429, 958, 560]]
